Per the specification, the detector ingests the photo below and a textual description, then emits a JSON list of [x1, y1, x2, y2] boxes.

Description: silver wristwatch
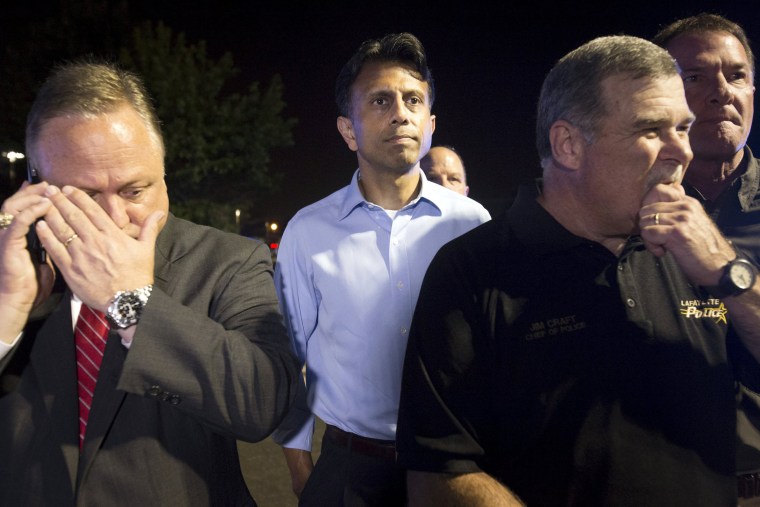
[[106, 285, 153, 329]]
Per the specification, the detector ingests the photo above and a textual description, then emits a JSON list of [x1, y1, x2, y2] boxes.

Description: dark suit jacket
[[0, 214, 301, 506]]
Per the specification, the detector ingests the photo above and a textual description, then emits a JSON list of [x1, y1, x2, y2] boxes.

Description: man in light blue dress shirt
[[272, 32, 491, 506]]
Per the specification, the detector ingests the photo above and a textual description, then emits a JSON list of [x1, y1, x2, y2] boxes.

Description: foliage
[[0, 0, 132, 176], [120, 22, 296, 231], [0, 3, 296, 232]]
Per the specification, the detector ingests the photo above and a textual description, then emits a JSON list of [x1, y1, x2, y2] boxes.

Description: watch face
[[117, 296, 140, 321], [106, 285, 152, 328], [730, 262, 755, 290]]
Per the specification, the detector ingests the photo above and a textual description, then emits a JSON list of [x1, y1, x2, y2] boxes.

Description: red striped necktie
[[74, 304, 110, 448]]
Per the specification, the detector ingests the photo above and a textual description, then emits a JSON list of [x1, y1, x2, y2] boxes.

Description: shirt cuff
[[271, 414, 315, 451], [0, 332, 22, 360], [270, 378, 315, 451]]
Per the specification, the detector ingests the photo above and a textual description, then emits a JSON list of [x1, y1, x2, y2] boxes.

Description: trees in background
[[0, 1, 296, 232]]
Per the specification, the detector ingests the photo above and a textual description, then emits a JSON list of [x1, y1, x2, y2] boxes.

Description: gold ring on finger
[[0, 212, 13, 230], [64, 233, 79, 248], [654, 213, 660, 226]]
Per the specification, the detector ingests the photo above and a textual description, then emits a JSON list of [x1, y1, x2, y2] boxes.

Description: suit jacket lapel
[[78, 214, 181, 479], [30, 292, 80, 493], [76, 326, 128, 481], [154, 214, 187, 296]]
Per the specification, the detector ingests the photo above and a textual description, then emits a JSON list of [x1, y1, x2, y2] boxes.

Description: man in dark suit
[[0, 61, 300, 506]]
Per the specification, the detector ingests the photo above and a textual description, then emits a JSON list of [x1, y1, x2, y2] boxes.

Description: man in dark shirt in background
[[654, 13, 760, 504]]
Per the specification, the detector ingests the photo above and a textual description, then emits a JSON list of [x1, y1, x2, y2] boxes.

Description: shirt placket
[[389, 210, 413, 339]]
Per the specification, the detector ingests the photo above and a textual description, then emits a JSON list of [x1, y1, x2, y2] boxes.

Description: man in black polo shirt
[[397, 35, 760, 506]]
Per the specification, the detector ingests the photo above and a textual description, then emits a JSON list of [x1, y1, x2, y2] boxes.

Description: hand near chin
[[36, 185, 164, 311], [638, 182, 734, 286]]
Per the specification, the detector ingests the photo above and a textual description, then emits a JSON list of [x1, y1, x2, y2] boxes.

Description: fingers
[[640, 212, 662, 227], [62, 233, 79, 248], [35, 185, 158, 307], [644, 243, 667, 258], [1, 182, 51, 230], [0, 200, 52, 246], [1, 180, 50, 215], [37, 185, 121, 249], [637, 192, 687, 258], [139, 210, 166, 243], [639, 212, 668, 258], [639, 193, 708, 231], [637, 191, 736, 284], [35, 219, 71, 267], [33, 186, 93, 267], [641, 182, 684, 207], [40, 186, 96, 241], [60, 185, 121, 232], [0, 186, 55, 327]]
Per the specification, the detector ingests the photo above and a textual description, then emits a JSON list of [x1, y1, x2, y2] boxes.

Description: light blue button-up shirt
[[272, 169, 491, 451]]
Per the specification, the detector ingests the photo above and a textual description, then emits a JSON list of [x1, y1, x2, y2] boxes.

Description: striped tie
[[74, 304, 110, 448]]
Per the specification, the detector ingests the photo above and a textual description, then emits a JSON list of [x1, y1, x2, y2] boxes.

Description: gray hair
[[26, 60, 164, 171], [536, 35, 679, 167]]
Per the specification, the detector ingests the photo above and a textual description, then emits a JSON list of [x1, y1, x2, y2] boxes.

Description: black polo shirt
[[398, 181, 744, 506], [686, 146, 760, 267], [684, 146, 760, 475]]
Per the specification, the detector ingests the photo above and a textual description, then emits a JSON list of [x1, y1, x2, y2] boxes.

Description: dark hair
[[536, 35, 678, 167], [652, 13, 754, 76], [26, 59, 164, 171], [335, 32, 435, 117]]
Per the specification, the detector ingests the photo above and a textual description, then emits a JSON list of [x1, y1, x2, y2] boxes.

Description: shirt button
[[626, 298, 636, 308], [397, 281, 404, 289], [618, 264, 624, 271], [392, 239, 399, 246], [401, 327, 408, 335]]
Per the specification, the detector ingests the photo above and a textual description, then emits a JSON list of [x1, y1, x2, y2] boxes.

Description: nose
[[389, 97, 409, 125], [661, 129, 693, 168], [98, 195, 131, 229], [709, 73, 734, 106]]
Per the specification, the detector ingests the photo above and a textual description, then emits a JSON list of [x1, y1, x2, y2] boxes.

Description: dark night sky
[[4, 1, 759, 223]]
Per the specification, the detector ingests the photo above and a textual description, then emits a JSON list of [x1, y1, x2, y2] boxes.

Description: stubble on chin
[[383, 149, 420, 176], [691, 124, 746, 160]]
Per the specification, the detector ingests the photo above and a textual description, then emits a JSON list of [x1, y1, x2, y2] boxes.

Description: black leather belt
[[324, 425, 397, 461], [738, 472, 760, 499]]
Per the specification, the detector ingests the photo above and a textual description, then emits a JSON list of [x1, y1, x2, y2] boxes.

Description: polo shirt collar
[[507, 179, 593, 256]]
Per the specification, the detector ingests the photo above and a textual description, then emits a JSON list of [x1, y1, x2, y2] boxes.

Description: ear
[[430, 114, 436, 135], [549, 120, 585, 170], [337, 116, 358, 152]]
